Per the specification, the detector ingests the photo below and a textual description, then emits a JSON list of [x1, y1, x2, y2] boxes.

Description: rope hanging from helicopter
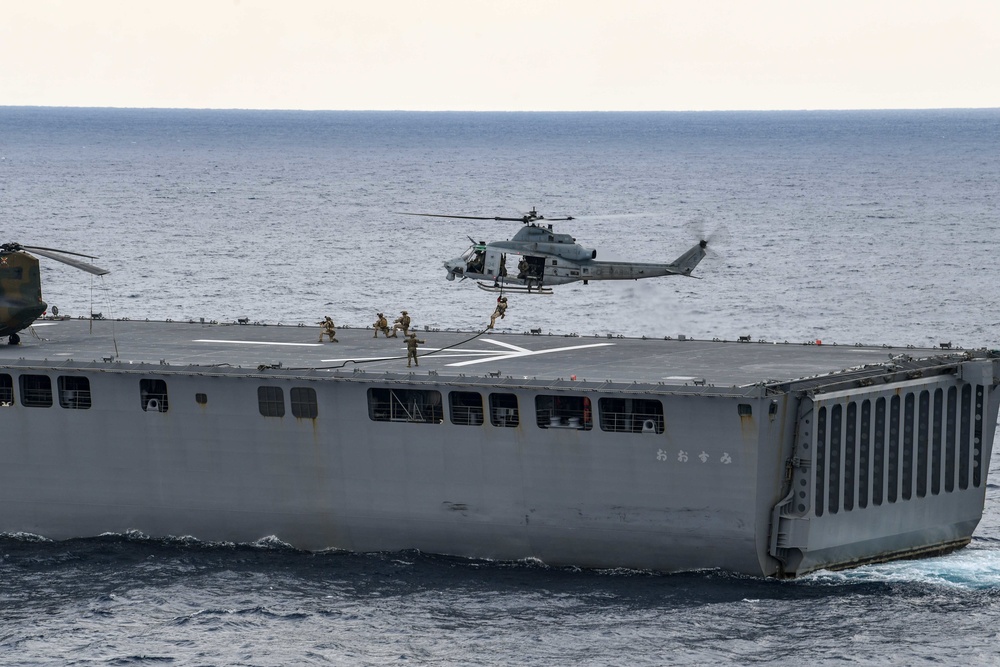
[[87, 272, 120, 359]]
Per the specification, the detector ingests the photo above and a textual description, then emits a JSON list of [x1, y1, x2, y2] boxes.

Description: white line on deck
[[446, 342, 615, 367], [194, 339, 324, 347]]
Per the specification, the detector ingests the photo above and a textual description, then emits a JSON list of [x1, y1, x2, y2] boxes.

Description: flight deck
[[6, 317, 964, 391]]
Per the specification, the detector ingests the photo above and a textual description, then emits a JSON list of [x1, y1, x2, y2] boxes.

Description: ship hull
[[1, 320, 997, 577]]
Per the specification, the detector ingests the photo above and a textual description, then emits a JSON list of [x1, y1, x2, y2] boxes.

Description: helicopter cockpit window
[[465, 246, 485, 273], [0, 267, 23, 279], [0, 374, 14, 406], [19, 374, 52, 408], [140, 378, 169, 413]]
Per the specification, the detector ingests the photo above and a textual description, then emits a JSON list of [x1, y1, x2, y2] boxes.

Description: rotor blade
[[684, 219, 729, 253], [28, 247, 110, 275], [393, 212, 516, 221], [394, 211, 574, 223], [21, 244, 101, 260]]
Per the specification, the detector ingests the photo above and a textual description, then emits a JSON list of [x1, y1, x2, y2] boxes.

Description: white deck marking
[[446, 342, 615, 367], [195, 339, 323, 347], [480, 339, 531, 353], [320, 347, 511, 363]]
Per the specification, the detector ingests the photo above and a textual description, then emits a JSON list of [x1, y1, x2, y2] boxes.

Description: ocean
[[2, 107, 1000, 665]]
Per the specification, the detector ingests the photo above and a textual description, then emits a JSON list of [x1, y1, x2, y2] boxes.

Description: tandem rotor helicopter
[[0, 243, 109, 345], [397, 207, 710, 294]]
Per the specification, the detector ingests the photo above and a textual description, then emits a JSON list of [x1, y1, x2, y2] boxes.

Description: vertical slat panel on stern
[[769, 361, 999, 577]]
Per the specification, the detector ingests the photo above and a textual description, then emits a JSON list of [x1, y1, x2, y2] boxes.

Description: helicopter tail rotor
[[684, 219, 729, 260]]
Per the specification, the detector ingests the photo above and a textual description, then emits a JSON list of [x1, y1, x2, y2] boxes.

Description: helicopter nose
[[443, 260, 461, 280]]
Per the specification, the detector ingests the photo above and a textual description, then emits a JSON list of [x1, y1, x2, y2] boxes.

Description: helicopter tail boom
[[668, 239, 709, 276]]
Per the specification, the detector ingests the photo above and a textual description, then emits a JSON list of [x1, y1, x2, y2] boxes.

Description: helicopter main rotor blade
[[394, 212, 527, 222], [394, 211, 575, 223], [21, 244, 101, 260], [28, 247, 110, 275]]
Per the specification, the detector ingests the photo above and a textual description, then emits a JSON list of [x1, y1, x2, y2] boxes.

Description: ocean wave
[[803, 547, 1000, 590]]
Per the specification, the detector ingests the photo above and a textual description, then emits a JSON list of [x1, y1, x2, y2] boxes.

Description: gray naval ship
[[1, 317, 998, 578]]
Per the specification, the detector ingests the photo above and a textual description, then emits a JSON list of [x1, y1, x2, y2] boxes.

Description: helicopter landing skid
[[476, 281, 553, 295]]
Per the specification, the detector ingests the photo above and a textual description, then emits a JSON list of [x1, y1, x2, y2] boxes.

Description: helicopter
[[0, 243, 109, 345], [397, 207, 710, 294]]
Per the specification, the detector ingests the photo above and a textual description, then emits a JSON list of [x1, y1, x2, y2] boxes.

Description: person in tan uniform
[[373, 312, 390, 338], [318, 316, 338, 342], [389, 310, 411, 338], [488, 296, 508, 329], [406, 333, 425, 367]]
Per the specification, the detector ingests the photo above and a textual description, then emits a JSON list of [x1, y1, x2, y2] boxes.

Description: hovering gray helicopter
[[397, 207, 709, 294]]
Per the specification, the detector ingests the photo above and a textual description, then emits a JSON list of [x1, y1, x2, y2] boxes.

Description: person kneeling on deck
[[406, 332, 425, 367], [389, 310, 410, 338], [488, 296, 508, 329], [318, 315, 338, 342], [373, 312, 390, 338]]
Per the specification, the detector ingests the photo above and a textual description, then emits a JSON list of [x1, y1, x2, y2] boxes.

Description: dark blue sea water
[[2, 107, 1000, 665]]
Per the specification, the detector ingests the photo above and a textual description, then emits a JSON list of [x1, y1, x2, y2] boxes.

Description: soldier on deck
[[389, 310, 411, 338], [318, 315, 338, 343], [488, 296, 508, 329], [406, 332, 425, 367], [373, 312, 390, 338]]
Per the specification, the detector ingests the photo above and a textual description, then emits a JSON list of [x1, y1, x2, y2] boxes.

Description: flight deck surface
[[4, 318, 957, 390]]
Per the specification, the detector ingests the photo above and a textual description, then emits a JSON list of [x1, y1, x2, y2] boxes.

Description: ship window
[[535, 394, 592, 430], [598, 397, 663, 434], [20, 374, 52, 408], [0, 374, 13, 406], [449, 391, 483, 426], [195, 393, 208, 405], [368, 388, 443, 423], [290, 387, 318, 419], [140, 379, 169, 412], [738, 404, 752, 417], [489, 393, 519, 427], [258, 386, 285, 417], [58, 376, 92, 409]]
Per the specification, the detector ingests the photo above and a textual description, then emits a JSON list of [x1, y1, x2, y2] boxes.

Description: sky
[[2, 0, 998, 111]]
